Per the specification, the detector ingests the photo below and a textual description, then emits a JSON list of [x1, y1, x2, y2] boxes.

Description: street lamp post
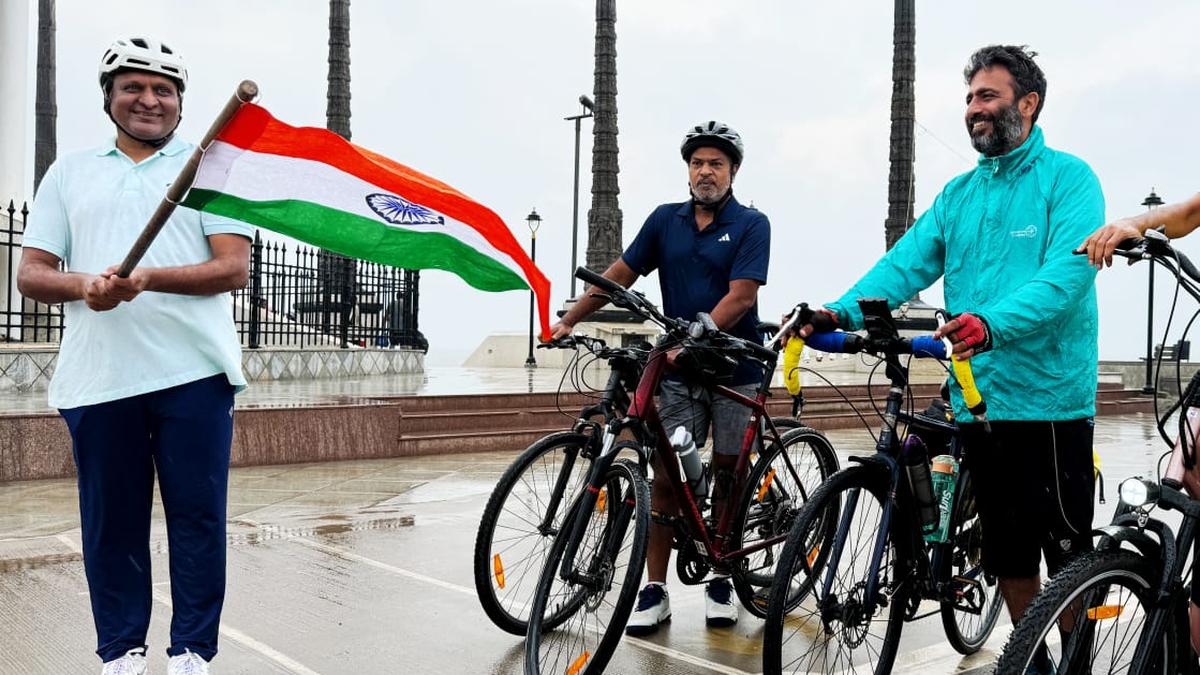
[[564, 95, 594, 299], [1143, 188, 1164, 394], [525, 208, 542, 368]]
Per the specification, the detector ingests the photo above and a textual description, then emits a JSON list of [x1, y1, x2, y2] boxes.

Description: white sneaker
[[167, 649, 210, 675], [101, 648, 148, 675], [705, 579, 738, 627], [625, 583, 671, 636]]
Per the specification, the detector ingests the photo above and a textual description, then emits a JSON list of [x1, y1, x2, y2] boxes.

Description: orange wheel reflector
[[1086, 605, 1123, 621], [806, 544, 821, 567], [757, 470, 777, 502], [566, 650, 590, 675], [492, 554, 506, 590], [595, 488, 607, 513]]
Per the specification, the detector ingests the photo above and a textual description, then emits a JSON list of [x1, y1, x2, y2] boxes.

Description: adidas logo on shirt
[[718, 233, 731, 242]]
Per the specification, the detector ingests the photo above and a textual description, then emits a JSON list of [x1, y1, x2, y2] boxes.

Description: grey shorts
[[658, 379, 758, 456]]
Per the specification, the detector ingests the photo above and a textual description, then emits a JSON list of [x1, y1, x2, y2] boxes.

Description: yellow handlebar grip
[[783, 337, 804, 396], [951, 355, 986, 416]]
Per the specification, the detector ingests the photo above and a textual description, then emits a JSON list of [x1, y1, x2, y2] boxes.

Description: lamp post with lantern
[[525, 208, 542, 368]]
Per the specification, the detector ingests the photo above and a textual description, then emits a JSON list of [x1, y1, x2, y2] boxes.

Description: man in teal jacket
[[803, 45, 1103, 634]]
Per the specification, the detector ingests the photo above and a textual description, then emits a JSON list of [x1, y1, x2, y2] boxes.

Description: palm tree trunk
[[33, 0, 56, 194], [325, 0, 354, 347], [884, 0, 915, 251], [585, 0, 623, 272], [326, 0, 352, 141]]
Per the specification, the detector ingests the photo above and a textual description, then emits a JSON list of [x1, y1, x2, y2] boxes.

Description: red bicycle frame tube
[[628, 343, 784, 566]]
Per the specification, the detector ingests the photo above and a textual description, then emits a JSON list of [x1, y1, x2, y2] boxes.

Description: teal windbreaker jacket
[[827, 126, 1104, 422]]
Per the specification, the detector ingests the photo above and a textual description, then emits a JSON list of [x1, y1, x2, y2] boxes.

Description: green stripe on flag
[[183, 189, 529, 293]]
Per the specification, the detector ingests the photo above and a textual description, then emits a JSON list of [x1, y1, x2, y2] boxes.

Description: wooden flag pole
[[116, 79, 259, 278]]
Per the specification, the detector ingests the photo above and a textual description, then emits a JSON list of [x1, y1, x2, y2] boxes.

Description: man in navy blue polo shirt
[[552, 120, 770, 633]]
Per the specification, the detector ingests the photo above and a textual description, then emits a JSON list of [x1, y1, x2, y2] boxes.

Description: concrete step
[[1097, 398, 1157, 416]]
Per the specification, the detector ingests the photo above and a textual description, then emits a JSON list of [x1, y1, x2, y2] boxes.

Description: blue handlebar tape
[[804, 331, 849, 354], [910, 335, 949, 360]]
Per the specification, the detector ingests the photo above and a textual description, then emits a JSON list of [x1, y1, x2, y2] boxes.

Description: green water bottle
[[926, 454, 958, 544]]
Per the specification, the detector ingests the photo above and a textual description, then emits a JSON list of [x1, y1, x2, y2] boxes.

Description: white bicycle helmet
[[99, 36, 187, 92], [681, 121, 744, 165]]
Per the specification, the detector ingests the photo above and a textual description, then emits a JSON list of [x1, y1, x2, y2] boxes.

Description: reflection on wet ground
[[0, 414, 1169, 674]]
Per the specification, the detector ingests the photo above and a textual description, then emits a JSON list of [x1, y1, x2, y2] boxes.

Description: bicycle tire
[[525, 458, 650, 675], [763, 464, 907, 675], [938, 467, 1003, 654], [994, 549, 1175, 675], [731, 426, 840, 618], [473, 431, 592, 635]]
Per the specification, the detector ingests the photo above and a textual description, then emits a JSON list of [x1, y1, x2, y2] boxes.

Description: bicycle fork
[[557, 430, 637, 590], [820, 462, 898, 629]]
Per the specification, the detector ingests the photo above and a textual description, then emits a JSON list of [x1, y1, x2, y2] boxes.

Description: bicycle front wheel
[[731, 426, 840, 618], [763, 464, 906, 675], [994, 549, 1174, 675], [473, 431, 592, 635], [525, 458, 650, 675], [938, 467, 1003, 654]]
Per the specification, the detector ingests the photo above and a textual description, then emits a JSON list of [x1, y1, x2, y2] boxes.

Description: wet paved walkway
[[0, 414, 1169, 674]]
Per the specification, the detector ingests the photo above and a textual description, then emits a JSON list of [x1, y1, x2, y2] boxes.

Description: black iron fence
[[2, 200, 425, 351]]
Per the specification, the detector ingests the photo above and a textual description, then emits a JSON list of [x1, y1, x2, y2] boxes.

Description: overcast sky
[[44, 0, 1200, 365]]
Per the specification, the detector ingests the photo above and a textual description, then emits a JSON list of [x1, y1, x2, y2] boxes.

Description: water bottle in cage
[[671, 426, 709, 499]]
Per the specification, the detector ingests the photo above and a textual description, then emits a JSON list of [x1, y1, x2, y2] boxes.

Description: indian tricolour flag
[[181, 102, 551, 338]]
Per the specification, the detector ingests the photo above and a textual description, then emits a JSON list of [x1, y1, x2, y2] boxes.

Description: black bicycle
[[995, 231, 1200, 675], [473, 335, 646, 635], [763, 298, 1004, 675]]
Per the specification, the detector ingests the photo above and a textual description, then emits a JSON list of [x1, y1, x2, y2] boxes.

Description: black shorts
[[960, 418, 1095, 579]]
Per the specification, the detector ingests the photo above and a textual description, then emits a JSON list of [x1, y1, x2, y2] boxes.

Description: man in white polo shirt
[[17, 36, 250, 675]]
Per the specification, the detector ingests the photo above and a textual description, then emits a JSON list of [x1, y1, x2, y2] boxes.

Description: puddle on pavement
[[227, 515, 416, 546], [0, 551, 82, 573]]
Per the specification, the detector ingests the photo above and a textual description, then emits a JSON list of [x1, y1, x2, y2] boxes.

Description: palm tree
[[33, 0, 56, 193], [324, 0, 354, 346], [884, 0, 915, 251], [585, 0, 623, 272]]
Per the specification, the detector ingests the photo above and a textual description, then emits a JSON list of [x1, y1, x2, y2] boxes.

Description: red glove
[[938, 312, 991, 357]]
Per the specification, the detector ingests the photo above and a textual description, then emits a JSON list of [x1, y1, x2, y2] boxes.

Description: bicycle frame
[[820, 350, 969, 615], [555, 332, 806, 586]]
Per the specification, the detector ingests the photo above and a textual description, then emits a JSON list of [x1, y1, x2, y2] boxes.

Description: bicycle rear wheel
[[994, 549, 1174, 675], [938, 467, 1003, 654], [763, 464, 907, 675], [473, 431, 592, 635], [731, 426, 839, 618], [524, 458, 650, 675]]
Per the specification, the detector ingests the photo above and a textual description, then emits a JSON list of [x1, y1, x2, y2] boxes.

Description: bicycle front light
[[1118, 478, 1160, 508]]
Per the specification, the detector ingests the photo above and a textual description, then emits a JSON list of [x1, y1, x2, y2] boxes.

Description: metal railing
[[2, 200, 425, 351]]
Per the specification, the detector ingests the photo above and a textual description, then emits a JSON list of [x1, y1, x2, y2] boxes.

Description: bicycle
[[473, 334, 647, 635], [762, 297, 1005, 675], [994, 230, 1200, 675], [523, 267, 841, 675]]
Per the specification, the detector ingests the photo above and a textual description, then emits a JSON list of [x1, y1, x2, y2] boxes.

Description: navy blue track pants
[[60, 374, 234, 662]]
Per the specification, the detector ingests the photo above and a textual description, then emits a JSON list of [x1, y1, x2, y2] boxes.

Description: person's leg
[[627, 379, 709, 635], [959, 421, 1044, 623], [149, 375, 234, 662], [703, 382, 759, 627], [1041, 418, 1096, 633], [61, 396, 156, 663]]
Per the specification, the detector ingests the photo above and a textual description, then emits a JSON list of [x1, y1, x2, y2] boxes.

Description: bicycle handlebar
[[803, 330, 950, 359], [1082, 230, 1200, 284], [573, 266, 777, 365]]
